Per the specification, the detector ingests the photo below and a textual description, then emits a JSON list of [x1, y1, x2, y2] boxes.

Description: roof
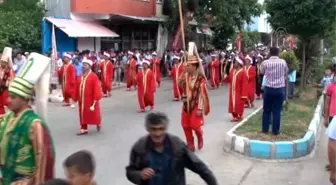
[[45, 17, 119, 38]]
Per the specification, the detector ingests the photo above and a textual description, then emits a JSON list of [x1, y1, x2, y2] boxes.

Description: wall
[[71, 0, 155, 17], [77, 38, 101, 52], [45, 0, 71, 18]]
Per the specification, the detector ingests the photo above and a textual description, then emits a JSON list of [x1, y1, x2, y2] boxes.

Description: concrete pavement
[[47, 79, 330, 185]]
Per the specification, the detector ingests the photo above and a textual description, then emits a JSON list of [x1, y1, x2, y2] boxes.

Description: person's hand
[[196, 109, 203, 116], [324, 118, 330, 128], [141, 168, 155, 180]]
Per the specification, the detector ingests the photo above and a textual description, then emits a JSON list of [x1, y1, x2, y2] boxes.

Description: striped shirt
[[261, 56, 288, 88]]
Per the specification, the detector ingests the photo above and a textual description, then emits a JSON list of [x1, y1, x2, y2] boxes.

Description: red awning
[[45, 17, 119, 38]]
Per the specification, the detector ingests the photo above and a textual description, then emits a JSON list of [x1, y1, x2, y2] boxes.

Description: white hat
[[63, 53, 72, 59], [103, 52, 110, 58], [180, 50, 185, 54], [142, 59, 150, 65], [1, 47, 13, 67], [83, 59, 93, 66], [9, 53, 51, 120], [257, 54, 264, 59], [173, 55, 180, 60], [128, 51, 134, 55], [231, 52, 235, 55], [245, 55, 253, 64], [152, 51, 157, 56], [220, 51, 226, 56], [235, 57, 244, 65], [211, 53, 217, 57]]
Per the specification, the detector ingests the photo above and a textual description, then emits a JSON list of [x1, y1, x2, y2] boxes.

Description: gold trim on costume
[[79, 72, 90, 126], [232, 68, 243, 110]]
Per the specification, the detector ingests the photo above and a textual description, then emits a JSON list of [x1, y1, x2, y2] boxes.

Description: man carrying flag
[[0, 53, 55, 185], [178, 42, 210, 151]]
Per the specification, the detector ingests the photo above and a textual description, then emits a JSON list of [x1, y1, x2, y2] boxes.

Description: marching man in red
[[244, 55, 256, 108], [74, 59, 102, 135], [170, 55, 184, 101], [209, 53, 220, 89], [0, 47, 15, 115], [223, 57, 248, 122], [58, 53, 76, 107], [136, 59, 156, 113], [150, 52, 161, 87], [126, 51, 137, 91], [178, 42, 210, 151], [100, 52, 114, 97]]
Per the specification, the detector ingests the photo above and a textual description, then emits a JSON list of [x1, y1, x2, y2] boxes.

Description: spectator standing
[[261, 47, 288, 135], [13, 52, 26, 73], [288, 69, 297, 99], [126, 112, 218, 185]]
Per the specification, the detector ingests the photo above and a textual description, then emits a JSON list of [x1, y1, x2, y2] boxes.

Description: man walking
[[261, 47, 288, 135], [126, 112, 218, 185]]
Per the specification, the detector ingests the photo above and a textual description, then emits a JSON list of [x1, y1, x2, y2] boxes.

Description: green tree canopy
[[165, 0, 262, 49], [265, 0, 336, 90], [0, 0, 44, 52]]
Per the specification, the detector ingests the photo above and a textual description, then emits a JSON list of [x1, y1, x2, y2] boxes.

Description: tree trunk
[[300, 40, 306, 91]]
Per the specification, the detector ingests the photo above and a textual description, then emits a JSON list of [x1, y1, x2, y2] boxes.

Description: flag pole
[[178, 0, 186, 51]]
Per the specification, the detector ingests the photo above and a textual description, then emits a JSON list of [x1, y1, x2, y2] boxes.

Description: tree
[[164, 0, 262, 49], [265, 0, 336, 90], [0, 0, 44, 52]]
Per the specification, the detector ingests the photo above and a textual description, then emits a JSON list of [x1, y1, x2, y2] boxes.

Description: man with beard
[[126, 112, 218, 185], [0, 53, 55, 185]]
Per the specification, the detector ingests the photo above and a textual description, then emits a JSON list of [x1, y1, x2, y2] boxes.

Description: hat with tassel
[[8, 53, 51, 120], [187, 42, 206, 79], [1, 47, 14, 68]]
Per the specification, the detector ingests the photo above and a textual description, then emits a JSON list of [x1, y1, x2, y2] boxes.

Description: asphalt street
[[47, 79, 331, 185]]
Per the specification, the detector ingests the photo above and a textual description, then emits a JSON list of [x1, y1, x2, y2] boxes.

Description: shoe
[[70, 104, 75, 109], [76, 130, 88, 136], [173, 98, 179, 101], [62, 103, 70, 107], [97, 125, 101, 132], [126, 88, 130, 91], [137, 109, 145, 113]]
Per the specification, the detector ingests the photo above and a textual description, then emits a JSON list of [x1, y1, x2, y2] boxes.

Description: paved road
[[47, 79, 330, 185]]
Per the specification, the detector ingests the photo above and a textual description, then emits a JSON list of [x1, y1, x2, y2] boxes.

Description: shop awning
[[111, 14, 167, 22], [197, 27, 213, 36], [45, 17, 119, 38]]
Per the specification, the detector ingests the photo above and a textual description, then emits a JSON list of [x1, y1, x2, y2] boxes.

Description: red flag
[[290, 35, 294, 49], [236, 32, 242, 52], [172, 17, 187, 50]]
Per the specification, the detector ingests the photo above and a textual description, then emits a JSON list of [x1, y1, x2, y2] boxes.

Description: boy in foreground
[[63, 150, 96, 185]]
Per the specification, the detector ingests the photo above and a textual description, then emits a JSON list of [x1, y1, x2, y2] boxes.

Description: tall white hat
[[83, 59, 93, 66], [0, 47, 13, 67]]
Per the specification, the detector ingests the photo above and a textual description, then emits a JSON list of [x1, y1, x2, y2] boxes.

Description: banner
[[50, 24, 58, 84], [236, 32, 242, 52]]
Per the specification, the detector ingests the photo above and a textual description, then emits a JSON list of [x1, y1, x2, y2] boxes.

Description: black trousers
[[256, 75, 263, 96]]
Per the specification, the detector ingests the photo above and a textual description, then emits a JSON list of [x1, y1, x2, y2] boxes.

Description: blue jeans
[[288, 82, 295, 98], [262, 87, 285, 134]]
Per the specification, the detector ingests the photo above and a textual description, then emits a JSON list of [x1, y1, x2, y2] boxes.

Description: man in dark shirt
[[126, 112, 218, 185]]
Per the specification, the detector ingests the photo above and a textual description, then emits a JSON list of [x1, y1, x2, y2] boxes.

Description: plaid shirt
[[261, 56, 288, 88]]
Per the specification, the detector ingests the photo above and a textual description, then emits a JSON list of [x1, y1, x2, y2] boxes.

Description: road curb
[[224, 96, 324, 160]]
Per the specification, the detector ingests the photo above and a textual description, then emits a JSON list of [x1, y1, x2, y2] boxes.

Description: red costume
[[126, 58, 137, 90], [100, 60, 114, 96], [136, 67, 156, 112], [58, 63, 76, 105], [209, 59, 220, 88], [0, 67, 14, 115], [151, 57, 161, 86], [170, 61, 184, 100], [224, 67, 248, 121], [75, 71, 102, 134], [179, 55, 210, 151], [244, 65, 256, 107]]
